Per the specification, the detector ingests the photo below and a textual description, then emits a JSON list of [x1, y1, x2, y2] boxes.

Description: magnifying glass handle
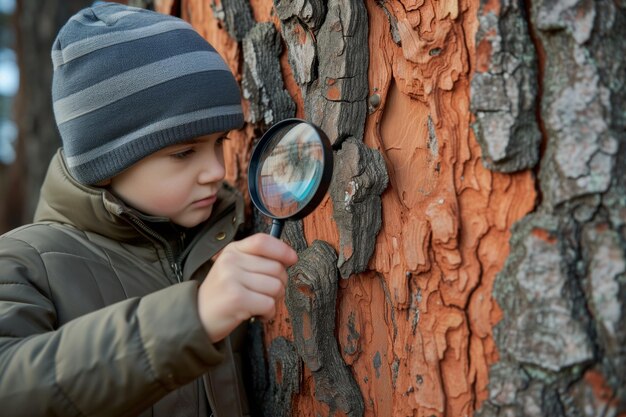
[[269, 219, 284, 239]]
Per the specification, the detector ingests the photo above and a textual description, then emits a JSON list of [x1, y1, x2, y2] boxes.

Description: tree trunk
[[475, 0, 626, 415], [0, 0, 105, 233], [173, 0, 625, 416]]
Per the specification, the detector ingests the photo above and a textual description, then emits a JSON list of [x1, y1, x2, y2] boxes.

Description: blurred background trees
[[0, 0, 17, 231], [0, 0, 94, 232]]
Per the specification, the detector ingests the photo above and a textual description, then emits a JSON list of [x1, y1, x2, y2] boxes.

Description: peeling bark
[[478, 0, 626, 416], [536, 2, 621, 209], [304, 0, 369, 146], [471, 0, 541, 172], [242, 23, 296, 126], [263, 336, 302, 417], [274, 0, 326, 30], [286, 240, 364, 417], [209, 0, 254, 42], [274, 0, 370, 146], [283, 219, 308, 253], [176, 0, 625, 416], [277, 17, 317, 86], [274, 1, 325, 85], [493, 214, 594, 373], [330, 138, 388, 278], [247, 325, 301, 417], [275, 0, 389, 279]]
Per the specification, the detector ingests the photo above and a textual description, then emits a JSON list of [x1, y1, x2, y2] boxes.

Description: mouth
[[192, 194, 217, 207]]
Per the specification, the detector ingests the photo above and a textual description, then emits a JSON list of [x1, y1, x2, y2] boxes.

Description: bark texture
[[160, 1, 625, 416], [330, 138, 388, 278], [180, 0, 534, 415], [286, 240, 365, 416], [241, 22, 296, 126], [471, 0, 541, 172], [477, 1, 626, 416]]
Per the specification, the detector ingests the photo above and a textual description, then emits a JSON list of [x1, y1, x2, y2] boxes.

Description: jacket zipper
[[175, 201, 237, 266], [123, 200, 237, 284], [124, 214, 183, 283]]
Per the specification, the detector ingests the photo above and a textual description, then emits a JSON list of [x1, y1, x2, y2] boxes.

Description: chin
[[177, 209, 213, 228]]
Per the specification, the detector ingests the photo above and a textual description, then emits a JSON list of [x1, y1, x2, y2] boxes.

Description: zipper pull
[[178, 231, 186, 252], [171, 262, 183, 283]]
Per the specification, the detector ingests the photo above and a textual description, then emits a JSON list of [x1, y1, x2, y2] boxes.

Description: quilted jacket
[[0, 150, 251, 417]]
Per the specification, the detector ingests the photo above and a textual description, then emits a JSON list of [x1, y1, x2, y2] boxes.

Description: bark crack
[[525, 0, 548, 208]]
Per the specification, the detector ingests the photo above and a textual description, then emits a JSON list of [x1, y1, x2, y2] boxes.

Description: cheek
[[144, 184, 190, 213], [111, 156, 201, 218], [122, 175, 191, 217]]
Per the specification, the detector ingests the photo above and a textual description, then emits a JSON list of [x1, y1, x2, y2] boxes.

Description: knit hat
[[51, 2, 244, 185]]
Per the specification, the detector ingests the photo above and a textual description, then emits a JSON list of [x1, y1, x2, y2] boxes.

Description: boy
[[0, 3, 297, 417]]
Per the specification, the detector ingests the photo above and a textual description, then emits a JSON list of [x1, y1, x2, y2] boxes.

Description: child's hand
[[197, 233, 298, 342]]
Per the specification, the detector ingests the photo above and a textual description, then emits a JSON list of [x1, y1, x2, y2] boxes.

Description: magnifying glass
[[248, 118, 333, 238]]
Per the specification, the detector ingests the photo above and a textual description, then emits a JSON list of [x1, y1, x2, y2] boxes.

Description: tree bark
[[477, 0, 626, 415], [172, 0, 613, 416]]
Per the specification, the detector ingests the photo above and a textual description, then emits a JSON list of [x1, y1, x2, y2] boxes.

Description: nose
[[198, 147, 225, 184]]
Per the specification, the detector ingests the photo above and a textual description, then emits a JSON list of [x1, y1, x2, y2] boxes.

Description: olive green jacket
[[0, 150, 250, 417]]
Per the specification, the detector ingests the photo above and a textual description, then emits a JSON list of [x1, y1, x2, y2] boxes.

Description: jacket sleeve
[[0, 237, 225, 417]]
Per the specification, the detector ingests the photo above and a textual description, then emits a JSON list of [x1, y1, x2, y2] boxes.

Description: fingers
[[242, 291, 277, 320], [240, 272, 286, 298], [197, 280, 278, 342], [216, 278, 280, 319], [232, 234, 298, 267], [213, 250, 287, 302], [197, 234, 299, 342], [226, 251, 289, 284]]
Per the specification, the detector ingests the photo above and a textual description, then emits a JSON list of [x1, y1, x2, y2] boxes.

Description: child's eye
[[170, 148, 196, 159]]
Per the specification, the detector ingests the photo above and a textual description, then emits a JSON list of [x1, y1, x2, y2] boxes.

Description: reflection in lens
[[257, 123, 324, 218]]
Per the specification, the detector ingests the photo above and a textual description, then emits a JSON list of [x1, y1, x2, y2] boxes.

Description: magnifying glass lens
[[256, 123, 325, 218]]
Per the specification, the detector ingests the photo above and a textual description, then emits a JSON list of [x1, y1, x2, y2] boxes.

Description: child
[[0, 3, 297, 417]]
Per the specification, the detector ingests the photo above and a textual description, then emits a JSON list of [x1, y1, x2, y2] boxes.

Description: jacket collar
[[34, 149, 244, 276]]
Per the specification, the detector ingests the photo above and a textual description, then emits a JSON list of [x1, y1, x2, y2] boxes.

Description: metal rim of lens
[[248, 118, 333, 221]]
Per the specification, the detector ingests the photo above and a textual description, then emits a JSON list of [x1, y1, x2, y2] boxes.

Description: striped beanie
[[51, 2, 244, 185]]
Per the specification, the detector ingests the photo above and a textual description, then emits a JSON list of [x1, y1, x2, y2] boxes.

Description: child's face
[[109, 132, 228, 228]]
